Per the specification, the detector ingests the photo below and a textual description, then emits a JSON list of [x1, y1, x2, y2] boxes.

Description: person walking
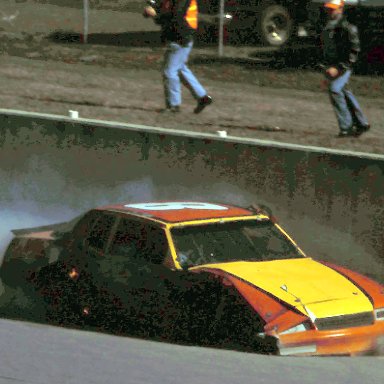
[[143, 0, 212, 113], [320, 0, 370, 137]]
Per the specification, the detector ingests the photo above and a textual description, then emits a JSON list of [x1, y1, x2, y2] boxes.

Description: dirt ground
[[0, 0, 383, 154]]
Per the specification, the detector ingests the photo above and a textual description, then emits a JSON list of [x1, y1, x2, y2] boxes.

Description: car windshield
[[171, 219, 305, 268]]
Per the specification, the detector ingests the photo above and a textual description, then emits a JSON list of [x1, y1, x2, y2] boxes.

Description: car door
[[65, 210, 119, 320], [93, 216, 176, 333], [31, 210, 117, 323]]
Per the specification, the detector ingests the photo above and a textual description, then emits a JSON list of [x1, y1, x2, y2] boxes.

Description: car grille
[[315, 312, 374, 331]]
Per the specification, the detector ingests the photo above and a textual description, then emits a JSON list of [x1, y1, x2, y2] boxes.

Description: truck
[[198, 0, 384, 70], [200, 0, 384, 47]]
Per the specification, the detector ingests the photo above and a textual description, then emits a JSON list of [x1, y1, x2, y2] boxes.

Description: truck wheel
[[256, 2, 294, 47]]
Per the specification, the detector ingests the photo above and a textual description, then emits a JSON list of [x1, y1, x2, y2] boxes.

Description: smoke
[[0, 175, 157, 260], [276, 212, 384, 284], [156, 181, 258, 206], [0, 173, 260, 263], [0, 203, 79, 262], [1, 123, 383, 285], [2, 167, 383, 283]]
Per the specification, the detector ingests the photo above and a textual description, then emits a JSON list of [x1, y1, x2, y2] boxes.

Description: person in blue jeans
[[321, 0, 370, 137], [144, 0, 212, 113]]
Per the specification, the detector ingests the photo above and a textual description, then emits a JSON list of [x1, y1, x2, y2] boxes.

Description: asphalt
[[0, 318, 384, 384]]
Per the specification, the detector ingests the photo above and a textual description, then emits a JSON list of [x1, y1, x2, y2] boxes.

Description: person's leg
[[179, 40, 212, 113], [163, 42, 185, 108], [344, 88, 369, 128], [328, 70, 353, 134], [179, 41, 207, 99]]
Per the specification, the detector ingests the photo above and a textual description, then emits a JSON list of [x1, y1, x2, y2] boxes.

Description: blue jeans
[[328, 70, 368, 133], [163, 40, 206, 108]]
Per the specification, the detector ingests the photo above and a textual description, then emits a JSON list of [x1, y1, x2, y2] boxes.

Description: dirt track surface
[[0, 0, 383, 155]]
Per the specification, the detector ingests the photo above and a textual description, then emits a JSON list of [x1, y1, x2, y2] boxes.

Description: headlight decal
[[279, 321, 312, 335], [279, 344, 317, 356], [374, 308, 384, 321]]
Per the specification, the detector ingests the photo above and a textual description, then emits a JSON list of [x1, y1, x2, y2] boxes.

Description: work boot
[[194, 95, 212, 114], [354, 124, 370, 137]]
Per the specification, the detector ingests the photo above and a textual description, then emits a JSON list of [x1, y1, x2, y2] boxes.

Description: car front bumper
[[277, 321, 384, 356]]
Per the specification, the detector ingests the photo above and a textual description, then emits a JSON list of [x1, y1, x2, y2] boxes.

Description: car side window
[[71, 210, 104, 242], [108, 218, 142, 258], [139, 224, 168, 265], [85, 213, 116, 255], [107, 219, 168, 265]]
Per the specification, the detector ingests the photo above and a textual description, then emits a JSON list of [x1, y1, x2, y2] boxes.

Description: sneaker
[[194, 95, 212, 114], [354, 123, 370, 137]]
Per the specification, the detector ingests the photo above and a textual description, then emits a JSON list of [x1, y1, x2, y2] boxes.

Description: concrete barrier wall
[[1, 109, 383, 282]]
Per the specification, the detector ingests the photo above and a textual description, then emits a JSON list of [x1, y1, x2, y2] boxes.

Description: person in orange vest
[[143, 0, 212, 113], [320, 0, 370, 137]]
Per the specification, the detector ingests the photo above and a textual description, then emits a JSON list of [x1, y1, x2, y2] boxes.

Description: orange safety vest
[[185, 0, 198, 30], [161, 0, 198, 30]]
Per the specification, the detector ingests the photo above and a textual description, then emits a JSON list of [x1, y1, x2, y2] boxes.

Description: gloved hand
[[143, 5, 157, 18]]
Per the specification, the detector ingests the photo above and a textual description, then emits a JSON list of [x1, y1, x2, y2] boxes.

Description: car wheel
[[256, 2, 294, 47], [43, 275, 104, 328], [44, 292, 84, 326]]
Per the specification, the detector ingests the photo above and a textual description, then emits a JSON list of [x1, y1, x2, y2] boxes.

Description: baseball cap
[[324, 0, 345, 9]]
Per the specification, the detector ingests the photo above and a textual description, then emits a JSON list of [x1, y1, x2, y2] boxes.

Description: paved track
[[0, 318, 383, 384]]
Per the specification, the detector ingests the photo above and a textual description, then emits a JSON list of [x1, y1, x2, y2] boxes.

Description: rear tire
[[256, 2, 294, 47]]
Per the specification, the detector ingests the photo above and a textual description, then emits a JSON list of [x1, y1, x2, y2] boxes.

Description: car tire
[[43, 291, 84, 326], [256, 2, 294, 47], [42, 275, 96, 327]]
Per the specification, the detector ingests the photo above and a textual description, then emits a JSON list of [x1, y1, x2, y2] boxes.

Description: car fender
[[1, 232, 60, 286], [194, 267, 309, 334], [319, 261, 384, 308]]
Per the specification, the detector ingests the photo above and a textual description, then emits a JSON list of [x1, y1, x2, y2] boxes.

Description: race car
[[1, 201, 384, 356]]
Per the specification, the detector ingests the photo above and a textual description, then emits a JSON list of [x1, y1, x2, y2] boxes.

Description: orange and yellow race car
[[1, 201, 384, 356]]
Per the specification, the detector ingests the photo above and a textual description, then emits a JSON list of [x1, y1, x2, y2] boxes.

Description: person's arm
[[339, 22, 360, 70], [143, 0, 173, 26], [317, 31, 329, 73], [154, 12, 173, 26], [347, 23, 360, 64]]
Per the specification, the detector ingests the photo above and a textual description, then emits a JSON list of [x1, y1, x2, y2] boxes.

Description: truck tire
[[256, 2, 294, 47]]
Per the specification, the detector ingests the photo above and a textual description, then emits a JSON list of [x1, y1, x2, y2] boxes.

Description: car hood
[[193, 258, 373, 319]]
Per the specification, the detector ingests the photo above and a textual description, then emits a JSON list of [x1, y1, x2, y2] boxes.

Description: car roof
[[99, 201, 255, 224]]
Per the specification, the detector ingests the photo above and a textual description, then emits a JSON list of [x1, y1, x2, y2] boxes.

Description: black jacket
[[154, 0, 196, 45], [321, 15, 360, 70]]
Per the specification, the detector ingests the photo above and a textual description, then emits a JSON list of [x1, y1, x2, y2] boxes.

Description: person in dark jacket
[[320, 0, 370, 137], [143, 0, 212, 113]]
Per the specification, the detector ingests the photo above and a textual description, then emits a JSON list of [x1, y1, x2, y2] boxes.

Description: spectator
[[143, 0, 212, 113], [320, 0, 370, 137]]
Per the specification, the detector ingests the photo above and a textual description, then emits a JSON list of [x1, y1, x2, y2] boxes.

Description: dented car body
[[1, 201, 384, 356]]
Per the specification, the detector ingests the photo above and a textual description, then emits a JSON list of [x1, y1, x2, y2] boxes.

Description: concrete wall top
[[2, 108, 383, 161]]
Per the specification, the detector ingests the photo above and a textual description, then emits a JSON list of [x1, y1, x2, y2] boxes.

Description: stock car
[[1, 201, 384, 356]]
